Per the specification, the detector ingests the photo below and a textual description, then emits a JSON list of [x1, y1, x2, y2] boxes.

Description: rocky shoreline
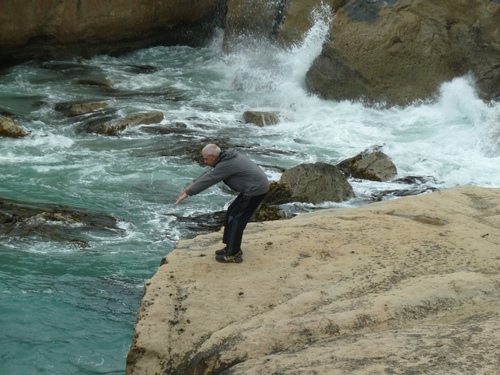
[[2, 0, 500, 106], [127, 185, 500, 374]]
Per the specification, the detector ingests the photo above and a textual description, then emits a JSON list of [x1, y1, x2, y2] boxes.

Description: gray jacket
[[186, 148, 269, 197]]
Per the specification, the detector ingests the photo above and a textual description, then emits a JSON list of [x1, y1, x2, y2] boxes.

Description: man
[[175, 144, 269, 263]]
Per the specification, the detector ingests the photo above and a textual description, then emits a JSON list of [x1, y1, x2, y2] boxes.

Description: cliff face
[[126, 186, 500, 374], [3, 0, 500, 105], [305, 0, 500, 106], [0, 0, 226, 66], [224, 0, 500, 105]]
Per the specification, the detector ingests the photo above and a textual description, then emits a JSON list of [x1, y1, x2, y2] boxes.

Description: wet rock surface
[[338, 148, 398, 182], [0, 114, 28, 138], [243, 111, 279, 127], [305, 0, 500, 105], [0, 197, 125, 247]]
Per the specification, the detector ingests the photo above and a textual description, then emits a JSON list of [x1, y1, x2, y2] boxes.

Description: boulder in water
[[79, 111, 164, 136], [243, 111, 279, 126], [55, 101, 109, 116], [0, 115, 28, 138], [337, 149, 397, 182], [279, 162, 355, 203], [0, 197, 125, 247]]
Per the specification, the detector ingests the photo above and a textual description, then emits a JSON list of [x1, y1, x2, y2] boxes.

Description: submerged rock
[[79, 111, 164, 136], [0, 197, 125, 247], [55, 101, 109, 116], [127, 186, 500, 374]]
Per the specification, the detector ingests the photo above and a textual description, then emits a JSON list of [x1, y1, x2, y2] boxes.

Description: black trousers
[[222, 192, 266, 256]]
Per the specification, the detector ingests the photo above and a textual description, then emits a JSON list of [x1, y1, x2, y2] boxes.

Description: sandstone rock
[[0, 0, 226, 66], [306, 0, 500, 105], [126, 185, 500, 374], [279, 162, 355, 203], [243, 111, 279, 126], [0, 115, 28, 138], [338, 149, 397, 182]]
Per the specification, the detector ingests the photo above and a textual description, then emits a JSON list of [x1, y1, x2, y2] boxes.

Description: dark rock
[[371, 174, 439, 201], [393, 175, 438, 185], [261, 181, 293, 206], [175, 211, 227, 233], [77, 79, 113, 88], [371, 187, 439, 201], [253, 204, 287, 221], [251, 182, 294, 222], [0, 197, 125, 247], [138, 122, 189, 135]]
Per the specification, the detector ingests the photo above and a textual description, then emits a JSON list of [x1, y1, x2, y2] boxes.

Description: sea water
[[1, 16, 499, 375]]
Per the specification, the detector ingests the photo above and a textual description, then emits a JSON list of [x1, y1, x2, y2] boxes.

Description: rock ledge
[[127, 185, 500, 374]]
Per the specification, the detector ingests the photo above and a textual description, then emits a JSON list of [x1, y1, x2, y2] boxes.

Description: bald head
[[202, 144, 221, 167], [202, 144, 221, 157]]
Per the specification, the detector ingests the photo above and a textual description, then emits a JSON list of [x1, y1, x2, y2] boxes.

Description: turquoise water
[[1, 20, 500, 375]]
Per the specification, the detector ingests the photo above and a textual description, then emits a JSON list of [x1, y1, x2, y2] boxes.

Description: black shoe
[[215, 252, 243, 263], [215, 248, 226, 256], [215, 248, 243, 256]]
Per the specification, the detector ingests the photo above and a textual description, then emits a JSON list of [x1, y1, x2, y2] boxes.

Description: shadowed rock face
[[305, 0, 500, 105], [3, 0, 499, 105], [224, 0, 500, 105], [0, 0, 227, 66]]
